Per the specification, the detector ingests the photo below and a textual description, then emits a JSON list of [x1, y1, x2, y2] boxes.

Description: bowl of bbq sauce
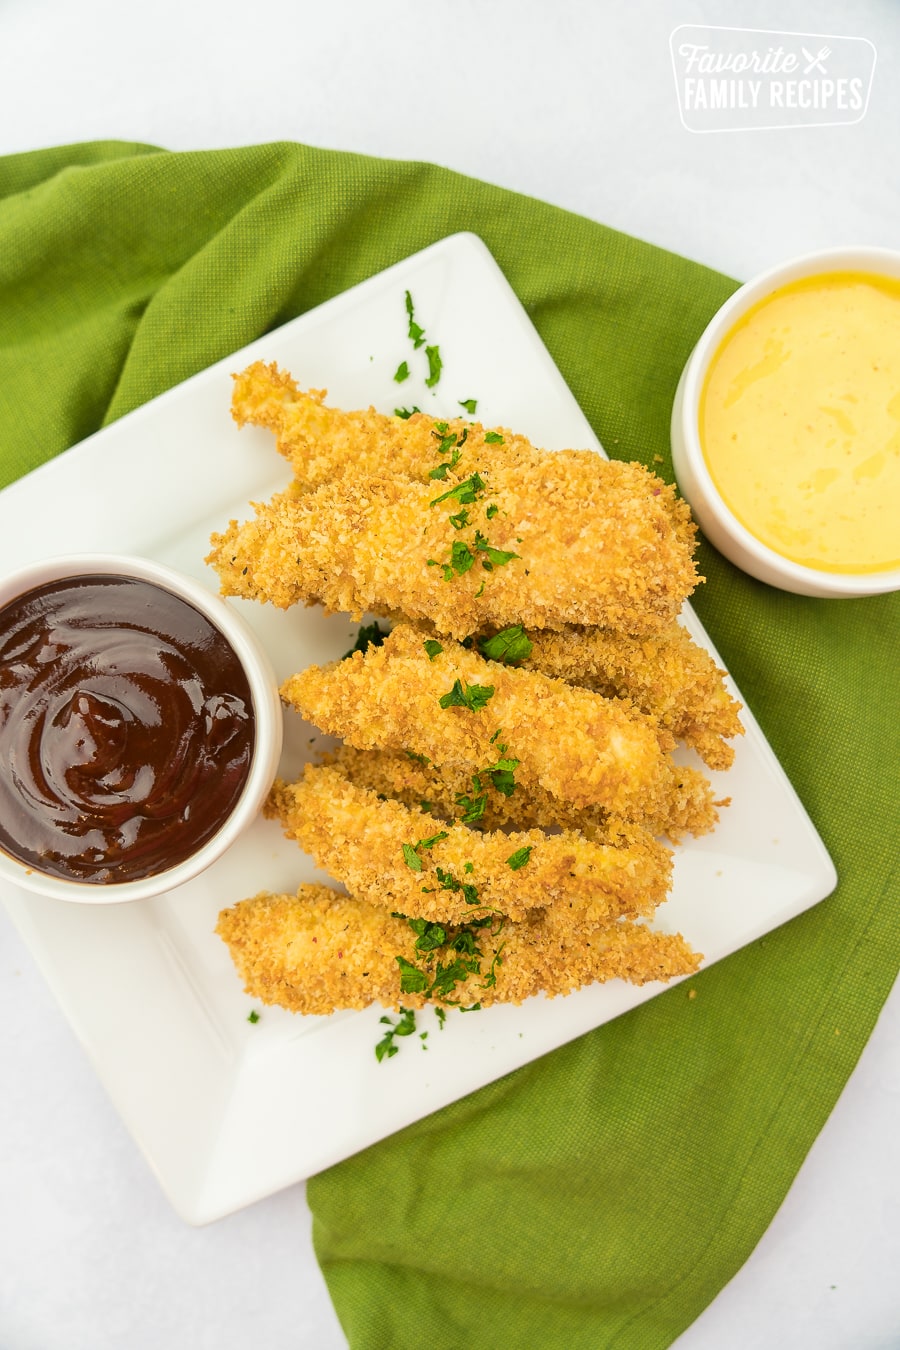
[[0, 555, 283, 903]]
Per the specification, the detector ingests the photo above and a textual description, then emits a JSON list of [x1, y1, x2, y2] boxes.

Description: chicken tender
[[326, 743, 720, 841], [268, 765, 673, 927], [513, 622, 744, 770], [207, 452, 698, 637], [232, 361, 543, 489], [216, 885, 702, 1015], [281, 624, 694, 826]]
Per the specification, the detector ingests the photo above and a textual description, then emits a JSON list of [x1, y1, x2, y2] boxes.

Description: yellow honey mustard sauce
[[699, 271, 900, 574]]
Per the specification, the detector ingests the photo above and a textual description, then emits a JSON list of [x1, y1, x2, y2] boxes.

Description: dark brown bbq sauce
[[0, 575, 255, 884]]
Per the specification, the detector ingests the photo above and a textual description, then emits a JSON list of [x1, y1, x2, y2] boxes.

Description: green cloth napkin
[[2, 141, 897, 1349]]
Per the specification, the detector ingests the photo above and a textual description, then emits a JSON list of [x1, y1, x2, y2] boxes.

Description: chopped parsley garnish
[[454, 737, 520, 821], [434, 866, 480, 906], [481, 945, 505, 989], [396, 956, 429, 993], [435, 1007, 447, 1029], [405, 916, 448, 953], [402, 831, 448, 872], [485, 503, 499, 519], [456, 788, 487, 823], [416, 830, 449, 850], [478, 624, 533, 665], [405, 291, 426, 348], [389, 910, 504, 1009], [429, 473, 487, 508], [472, 531, 520, 568], [485, 758, 519, 796], [395, 406, 421, 419], [402, 843, 423, 872], [449, 509, 470, 530], [375, 1006, 418, 1061], [247, 1009, 260, 1024], [423, 639, 444, 661], [428, 448, 461, 481], [439, 679, 495, 712], [425, 344, 442, 387], [393, 361, 410, 383], [506, 846, 533, 871], [438, 541, 477, 580], [484, 431, 504, 444], [405, 750, 430, 765], [343, 620, 389, 659], [432, 429, 458, 455], [459, 398, 478, 414]]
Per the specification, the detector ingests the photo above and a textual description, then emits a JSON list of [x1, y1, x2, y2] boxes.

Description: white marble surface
[[1, 0, 898, 1346]]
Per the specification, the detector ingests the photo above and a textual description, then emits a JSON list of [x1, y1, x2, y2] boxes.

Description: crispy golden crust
[[208, 425, 698, 636], [267, 765, 673, 927], [216, 884, 702, 1014], [326, 743, 719, 841], [214, 371, 725, 1017], [232, 361, 548, 489], [280, 625, 690, 823], [517, 622, 743, 771]]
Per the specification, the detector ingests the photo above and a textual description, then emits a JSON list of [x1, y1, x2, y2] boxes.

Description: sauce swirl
[[0, 575, 255, 884]]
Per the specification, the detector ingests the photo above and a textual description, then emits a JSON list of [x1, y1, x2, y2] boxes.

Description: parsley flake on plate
[[405, 291, 426, 349], [375, 1006, 418, 1061], [425, 344, 442, 388]]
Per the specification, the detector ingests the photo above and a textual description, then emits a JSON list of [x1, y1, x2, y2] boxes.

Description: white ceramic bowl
[[671, 245, 900, 597], [0, 554, 283, 904]]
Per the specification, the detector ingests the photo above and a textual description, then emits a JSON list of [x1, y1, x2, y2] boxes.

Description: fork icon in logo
[[802, 45, 830, 74]]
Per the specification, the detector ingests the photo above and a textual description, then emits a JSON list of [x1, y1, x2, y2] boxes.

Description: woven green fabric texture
[[1, 141, 897, 1350]]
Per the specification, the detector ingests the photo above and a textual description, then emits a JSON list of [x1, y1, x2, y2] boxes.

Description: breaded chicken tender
[[216, 885, 702, 1015], [515, 622, 744, 770], [207, 450, 698, 637], [326, 743, 720, 841], [232, 361, 551, 490], [281, 625, 693, 826], [268, 765, 673, 927]]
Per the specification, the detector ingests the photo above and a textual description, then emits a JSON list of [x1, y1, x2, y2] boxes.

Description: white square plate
[[0, 232, 836, 1224]]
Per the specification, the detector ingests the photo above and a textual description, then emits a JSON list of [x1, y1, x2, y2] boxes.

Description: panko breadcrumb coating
[[216, 885, 702, 1014], [231, 361, 566, 490], [518, 622, 744, 771], [267, 766, 673, 927], [207, 450, 698, 638], [326, 743, 720, 841], [281, 624, 682, 823], [212, 371, 730, 1018]]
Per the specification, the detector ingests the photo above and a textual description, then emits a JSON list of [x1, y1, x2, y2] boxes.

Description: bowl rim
[[0, 552, 283, 904], [675, 244, 900, 596]]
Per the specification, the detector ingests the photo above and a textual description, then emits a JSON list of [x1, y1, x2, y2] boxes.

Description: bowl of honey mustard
[[671, 247, 900, 596], [0, 554, 283, 903]]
